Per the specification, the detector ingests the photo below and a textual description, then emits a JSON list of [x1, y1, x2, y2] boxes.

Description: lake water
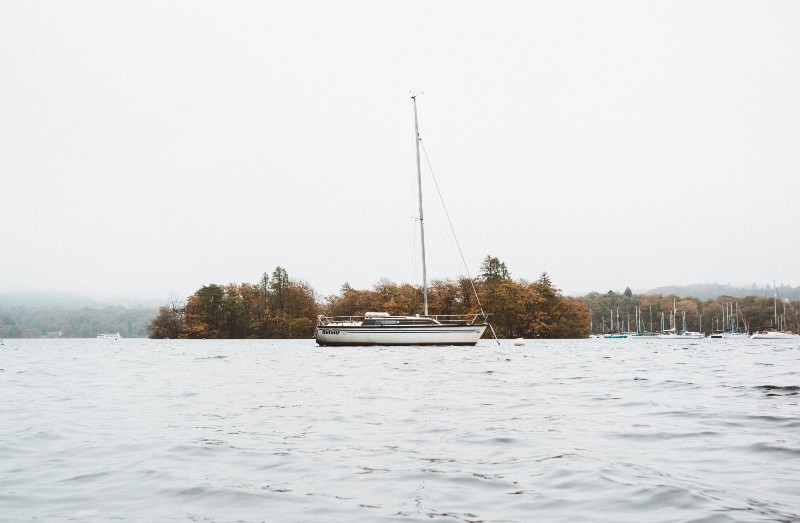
[[1, 338, 799, 522]]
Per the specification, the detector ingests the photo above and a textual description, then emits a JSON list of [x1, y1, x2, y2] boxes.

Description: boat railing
[[316, 313, 488, 326], [431, 314, 488, 325], [316, 315, 362, 326]]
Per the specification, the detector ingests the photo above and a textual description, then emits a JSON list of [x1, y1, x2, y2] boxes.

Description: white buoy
[[513, 337, 525, 346]]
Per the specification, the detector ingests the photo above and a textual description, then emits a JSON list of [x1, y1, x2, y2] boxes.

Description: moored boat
[[709, 331, 748, 339], [656, 329, 705, 339], [655, 300, 705, 338], [316, 312, 487, 346], [656, 328, 678, 339], [315, 96, 492, 347], [750, 282, 799, 339], [750, 329, 798, 340]]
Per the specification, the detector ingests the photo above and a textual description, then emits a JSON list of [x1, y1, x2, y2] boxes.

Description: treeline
[[0, 305, 156, 338], [149, 258, 592, 339], [583, 288, 800, 334], [149, 267, 317, 339]]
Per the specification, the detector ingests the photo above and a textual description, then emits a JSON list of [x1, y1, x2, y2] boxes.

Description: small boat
[[676, 331, 705, 339], [709, 331, 748, 339], [315, 96, 490, 347], [751, 330, 798, 339], [656, 328, 678, 339], [656, 329, 705, 339], [513, 337, 526, 346], [711, 302, 748, 339], [603, 308, 628, 338], [750, 282, 799, 339], [630, 331, 660, 338], [655, 300, 704, 338], [97, 332, 121, 340]]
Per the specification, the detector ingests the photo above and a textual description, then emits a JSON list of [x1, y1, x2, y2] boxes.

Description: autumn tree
[[184, 284, 225, 338], [148, 300, 185, 339]]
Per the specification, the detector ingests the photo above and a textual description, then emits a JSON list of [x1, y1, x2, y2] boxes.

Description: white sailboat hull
[[657, 333, 705, 339], [750, 331, 799, 339], [316, 324, 487, 346]]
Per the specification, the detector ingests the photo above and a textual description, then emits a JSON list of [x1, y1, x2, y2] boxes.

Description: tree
[[271, 266, 289, 313], [480, 255, 510, 282], [184, 284, 225, 338], [149, 303, 185, 339], [481, 279, 523, 337], [429, 279, 465, 317]]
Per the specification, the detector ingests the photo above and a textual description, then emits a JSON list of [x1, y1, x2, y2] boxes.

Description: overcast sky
[[2, 1, 799, 303]]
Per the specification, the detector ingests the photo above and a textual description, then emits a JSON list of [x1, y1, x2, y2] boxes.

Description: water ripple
[[1, 338, 799, 522]]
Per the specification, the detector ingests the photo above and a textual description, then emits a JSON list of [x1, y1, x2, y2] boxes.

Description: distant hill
[[0, 291, 163, 309], [0, 292, 162, 338], [645, 283, 800, 301]]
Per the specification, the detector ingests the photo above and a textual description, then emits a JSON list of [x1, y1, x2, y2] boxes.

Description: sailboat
[[315, 96, 490, 346], [674, 309, 704, 338], [603, 308, 628, 338], [630, 306, 660, 337], [709, 302, 748, 339], [750, 283, 799, 339], [657, 299, 704, 339], [656, 300, 678, 338]]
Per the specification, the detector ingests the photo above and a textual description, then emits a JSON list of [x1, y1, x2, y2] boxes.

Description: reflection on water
[[1, 338, 798, 521]]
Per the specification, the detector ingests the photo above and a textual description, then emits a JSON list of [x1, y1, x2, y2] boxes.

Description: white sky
[[2, 1, 799, 303]]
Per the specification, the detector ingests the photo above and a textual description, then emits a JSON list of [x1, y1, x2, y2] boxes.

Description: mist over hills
[[0, 292, 161, 338], [4, 283, 798, 310], [644, 283, 800, 301], [0, 291, 163, 309]]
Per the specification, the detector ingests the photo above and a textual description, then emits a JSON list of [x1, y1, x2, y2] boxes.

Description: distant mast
[[412, 94, 428, 316], [773, 280, 778, 328]]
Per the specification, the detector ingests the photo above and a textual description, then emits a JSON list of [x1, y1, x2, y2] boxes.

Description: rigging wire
[[419, 140, 500, 344]]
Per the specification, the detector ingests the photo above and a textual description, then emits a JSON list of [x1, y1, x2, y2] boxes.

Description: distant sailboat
[[676, 310, 704, 339], [604, 308, 628, 338], [658, 299, 704, 339], [710, 302, 748, 339], [630, 306, 660, 337], [751, 283, 799, 339]]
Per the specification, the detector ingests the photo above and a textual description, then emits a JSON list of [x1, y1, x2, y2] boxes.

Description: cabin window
[[398, 318, 435, 325]]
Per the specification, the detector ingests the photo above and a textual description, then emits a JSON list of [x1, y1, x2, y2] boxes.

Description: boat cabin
[[361, 312, 441, 326]]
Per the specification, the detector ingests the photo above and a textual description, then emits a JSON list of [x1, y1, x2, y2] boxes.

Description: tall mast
[[672, 298, 676, 330], [412, 95, 428, 315], [773, 281, 778, 327]]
